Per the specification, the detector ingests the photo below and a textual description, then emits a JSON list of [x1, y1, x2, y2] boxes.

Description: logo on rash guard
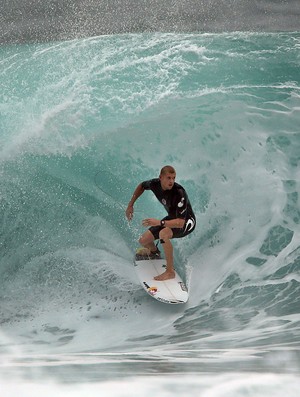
[[178, 198, 185, 208], [162, 199, 167, 205], [178, 197, 186, 214]]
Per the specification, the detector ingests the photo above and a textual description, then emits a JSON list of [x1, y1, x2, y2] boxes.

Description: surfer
[[126, 165, 196, 281]]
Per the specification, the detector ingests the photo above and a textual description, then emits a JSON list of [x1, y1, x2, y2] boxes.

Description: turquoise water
[[1, 32, 300, 395]]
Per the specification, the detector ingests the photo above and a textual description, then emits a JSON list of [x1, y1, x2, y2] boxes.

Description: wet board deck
[[134, 258, 188, 304]]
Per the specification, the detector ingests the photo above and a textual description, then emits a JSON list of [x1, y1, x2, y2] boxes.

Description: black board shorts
[[148, 216, 196, 240]]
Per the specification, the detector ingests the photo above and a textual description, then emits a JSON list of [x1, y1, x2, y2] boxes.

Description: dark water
[[1, 0, 300, 44]]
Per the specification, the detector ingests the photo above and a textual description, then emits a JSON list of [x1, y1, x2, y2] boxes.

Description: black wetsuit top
[[141, 178, 196, 238]]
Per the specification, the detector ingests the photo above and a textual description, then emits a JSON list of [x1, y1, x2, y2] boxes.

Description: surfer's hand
[[126, 205, 134, 221], [142, 218, 160, 227]]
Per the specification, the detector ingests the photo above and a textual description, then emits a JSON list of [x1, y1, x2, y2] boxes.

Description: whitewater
[[1, 31, 300, 395]]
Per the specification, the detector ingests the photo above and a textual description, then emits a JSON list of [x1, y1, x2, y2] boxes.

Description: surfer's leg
[[154, 228, 175, 281], [138, 230, 157, 253]]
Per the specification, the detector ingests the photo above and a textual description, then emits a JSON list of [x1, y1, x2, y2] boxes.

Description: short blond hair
[[160, 165, 176, 176]]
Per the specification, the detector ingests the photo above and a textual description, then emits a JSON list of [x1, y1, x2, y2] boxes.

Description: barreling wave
[[0, 33, 300, 367]]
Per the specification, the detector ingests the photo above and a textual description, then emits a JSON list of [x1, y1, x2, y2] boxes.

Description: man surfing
[[126, 165, 196, 281]]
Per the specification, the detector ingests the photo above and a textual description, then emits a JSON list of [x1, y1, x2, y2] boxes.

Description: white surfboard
[[134, 257, 188, 304]]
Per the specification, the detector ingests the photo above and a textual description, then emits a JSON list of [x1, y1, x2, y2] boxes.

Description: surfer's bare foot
[[154, 270, 175, 281]]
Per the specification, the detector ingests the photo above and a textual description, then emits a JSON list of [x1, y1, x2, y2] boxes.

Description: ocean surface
[[2, 0, 300, 44], [1, 9, 300, 396]]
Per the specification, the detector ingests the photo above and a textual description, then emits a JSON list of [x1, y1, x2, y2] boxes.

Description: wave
[[0, 33, 300, 378]]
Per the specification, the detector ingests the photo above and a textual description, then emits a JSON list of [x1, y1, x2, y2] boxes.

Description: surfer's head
[[159, 165, 176, 190]]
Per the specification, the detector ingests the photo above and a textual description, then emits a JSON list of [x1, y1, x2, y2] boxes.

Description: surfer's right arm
[[126, 183, 145, 221]]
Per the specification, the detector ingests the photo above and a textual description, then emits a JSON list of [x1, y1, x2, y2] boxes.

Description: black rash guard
[[141, 178, 196, 239]]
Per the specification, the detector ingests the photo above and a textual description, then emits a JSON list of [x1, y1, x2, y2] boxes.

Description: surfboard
[[134, 256, 189, 304]]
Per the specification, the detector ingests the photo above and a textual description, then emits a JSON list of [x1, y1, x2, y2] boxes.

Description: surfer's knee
[[139, 230, 154, 246], [159, 228, 172, 241], [139, 234, 147, 245]]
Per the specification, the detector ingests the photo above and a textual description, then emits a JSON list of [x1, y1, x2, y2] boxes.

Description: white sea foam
[[1, 373, 300, 397]]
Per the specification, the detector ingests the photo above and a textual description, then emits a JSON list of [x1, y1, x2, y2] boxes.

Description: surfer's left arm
[[142, 218, 185, 228]]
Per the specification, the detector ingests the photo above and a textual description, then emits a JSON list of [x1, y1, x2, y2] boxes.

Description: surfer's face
[[160, 172, 176, 190]]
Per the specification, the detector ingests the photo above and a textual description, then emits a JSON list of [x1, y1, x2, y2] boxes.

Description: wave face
[[1, 32, 300, 391]]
